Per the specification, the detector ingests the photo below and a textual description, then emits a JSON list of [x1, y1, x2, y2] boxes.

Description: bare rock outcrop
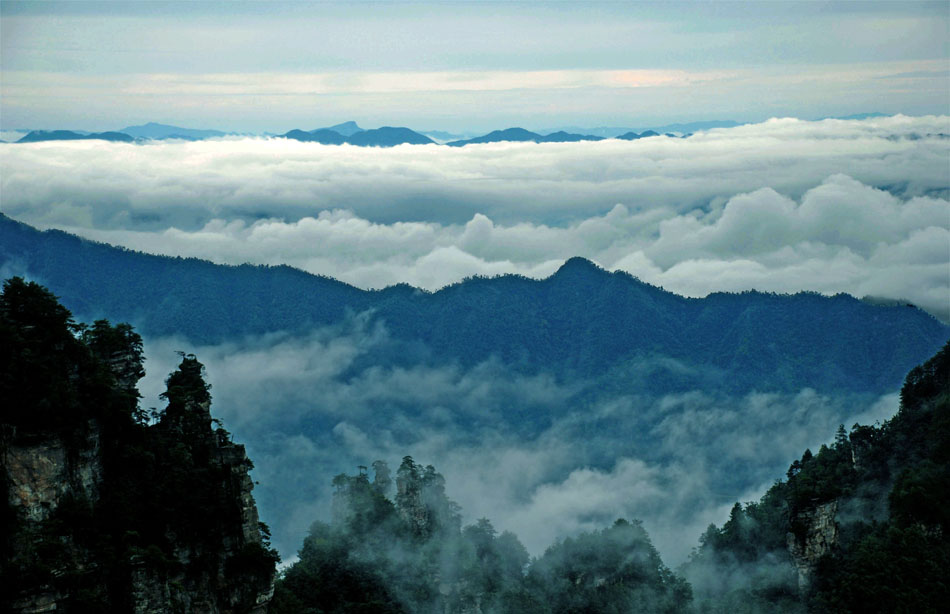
[[787, 499, 839, 592]]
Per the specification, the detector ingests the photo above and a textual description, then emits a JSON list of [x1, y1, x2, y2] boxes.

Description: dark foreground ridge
[[0, 278, 277, 613], [1, 214, 946, 394]]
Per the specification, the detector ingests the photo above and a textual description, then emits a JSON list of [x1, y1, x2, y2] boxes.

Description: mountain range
[[549, 120, 742, 137], [285, 124, 671, 146], [280, 121, 437, 146], [445, 127, 605, 146], [4, 115, 897, 146], [1, 213, 945, 395], [16, 130, 135, 143], [7, 121, 705, 146], [118, 122, 230, 140], [7, 271, 945, 613]]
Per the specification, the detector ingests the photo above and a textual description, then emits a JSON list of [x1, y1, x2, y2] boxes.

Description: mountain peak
[[552, 257, 607, 277], [325, 121, 363, 136], [118, 123, 226, 139]]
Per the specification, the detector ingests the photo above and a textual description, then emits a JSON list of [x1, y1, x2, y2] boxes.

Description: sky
[[2, 1, 949, 132]]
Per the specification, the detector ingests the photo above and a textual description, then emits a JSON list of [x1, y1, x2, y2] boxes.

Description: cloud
[[3, 118, 946, 319], [136, 324, 894, 566], [114, 69, 727, 96]]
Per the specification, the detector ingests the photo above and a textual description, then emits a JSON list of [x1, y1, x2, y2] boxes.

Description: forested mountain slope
[[2, 214, 946, 394], [686, 342, 950, 613]]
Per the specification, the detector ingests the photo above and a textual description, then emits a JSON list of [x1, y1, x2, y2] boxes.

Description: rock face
[[3, 407, 274, 614], [787, 500, 839, 591], [125, 435, 274, 614], [1, 279, 275, 613], [5, 430, 101, 524], [3, 428, 101, 613], [395, 458, 457, 538]]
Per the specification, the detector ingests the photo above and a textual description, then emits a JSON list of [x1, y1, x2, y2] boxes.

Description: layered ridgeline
[[0, 279, 277, 613], [269, 342, 948, 614], [684, 343, 950, 613], [1, 214, 946, 394]]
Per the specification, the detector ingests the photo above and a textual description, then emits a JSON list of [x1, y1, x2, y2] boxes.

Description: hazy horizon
[[0, 112, 900, 139], [2, 1, 947, 133]]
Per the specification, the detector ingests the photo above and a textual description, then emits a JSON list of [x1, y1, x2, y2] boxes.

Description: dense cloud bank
[[2, 116, 947, 319], [137, 325, 898, 566]]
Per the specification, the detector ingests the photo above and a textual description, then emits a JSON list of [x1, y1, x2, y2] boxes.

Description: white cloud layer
[[3, 116, 947, 319]]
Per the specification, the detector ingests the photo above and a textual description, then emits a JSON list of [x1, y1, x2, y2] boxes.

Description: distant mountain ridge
[[8, 125, 676, 146], [616, 130, 660, 140], [1, 214, 946, 395], [282, 128, 346, 144], [5, 116, 903, 146], [16, 130, 135, 143], [324, 120, 363, 136], [446, 127, 605, 146], [549, 120, 744, 137], [118, 122, 229, 140], [345, 126, 433, 146], [280, 124, 434, 146]]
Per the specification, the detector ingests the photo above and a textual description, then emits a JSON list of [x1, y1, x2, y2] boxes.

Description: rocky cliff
[[0, 277, 276, 613], [786, 500, 839, 592]]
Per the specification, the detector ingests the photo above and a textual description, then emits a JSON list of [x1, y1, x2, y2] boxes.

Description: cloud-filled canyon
[[134, 325, 902, 566]]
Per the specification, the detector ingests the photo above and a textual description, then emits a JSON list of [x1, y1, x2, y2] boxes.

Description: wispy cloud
[[117, 69, 731, 96], [1, 60, 947, 130], [876, 69, 949, 80]]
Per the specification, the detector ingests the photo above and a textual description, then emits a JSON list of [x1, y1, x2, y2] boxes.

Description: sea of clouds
[[2, 115, 947, 564], [2, 115, 948, 320]]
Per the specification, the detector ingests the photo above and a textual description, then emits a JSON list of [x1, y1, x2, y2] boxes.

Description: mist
[[135, 320, 900, 566]]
